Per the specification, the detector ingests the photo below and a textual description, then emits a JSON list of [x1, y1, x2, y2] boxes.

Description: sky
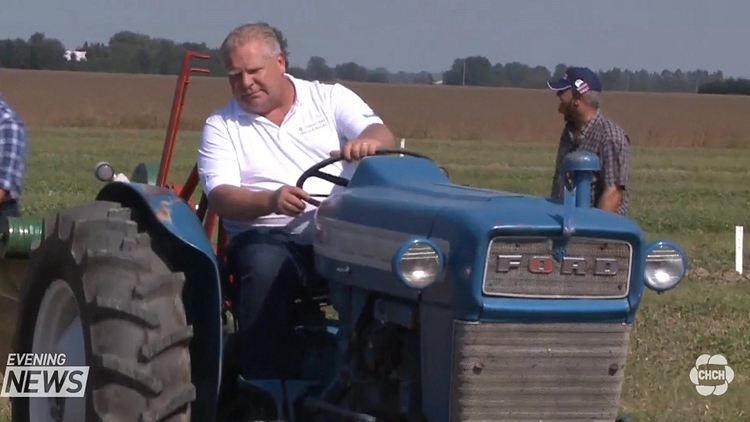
[[2, 0, 749, 78]]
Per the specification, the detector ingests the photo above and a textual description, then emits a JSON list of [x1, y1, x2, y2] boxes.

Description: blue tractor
[[1, 53, 687, 422]]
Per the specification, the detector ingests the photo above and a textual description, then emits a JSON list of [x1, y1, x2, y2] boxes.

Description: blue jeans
[[226, 228, 322, 380]]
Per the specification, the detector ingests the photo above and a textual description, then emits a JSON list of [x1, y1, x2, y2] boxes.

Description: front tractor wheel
[[11, 201, 196, 422]]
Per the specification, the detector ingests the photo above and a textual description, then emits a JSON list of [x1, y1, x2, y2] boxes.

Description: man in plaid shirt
[[0, 95, 28, 218], [547, 67, 631, 216]]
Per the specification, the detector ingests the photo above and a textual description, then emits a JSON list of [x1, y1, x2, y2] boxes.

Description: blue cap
[[547, 67, 602, 94]]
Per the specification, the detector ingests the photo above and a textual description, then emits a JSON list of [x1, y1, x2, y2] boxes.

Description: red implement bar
[[160, 50, 231, 256], [157, 51, 211, 187], [180, 164, 200, 203]]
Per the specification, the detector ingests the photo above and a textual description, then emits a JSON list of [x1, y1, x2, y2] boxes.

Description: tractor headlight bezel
[[644, 240, 688, 292], [392, 238, 445, 289]]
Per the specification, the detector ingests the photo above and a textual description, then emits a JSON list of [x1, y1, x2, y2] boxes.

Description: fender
[[96, 181, 222, 422]]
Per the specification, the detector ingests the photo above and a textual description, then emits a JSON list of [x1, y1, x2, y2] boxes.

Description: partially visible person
[[547, 67, 631, 216], [0, 94, 28, 218]]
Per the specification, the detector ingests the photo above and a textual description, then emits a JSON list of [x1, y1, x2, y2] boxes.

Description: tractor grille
[[483, 237, 632, 299], [449, 321, 631, 422]]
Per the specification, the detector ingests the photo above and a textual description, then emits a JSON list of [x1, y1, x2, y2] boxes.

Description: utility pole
[[462, 59, 466, 86]]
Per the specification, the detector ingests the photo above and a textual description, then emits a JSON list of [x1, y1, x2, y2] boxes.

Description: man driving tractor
[[196, 22, 396, 381]]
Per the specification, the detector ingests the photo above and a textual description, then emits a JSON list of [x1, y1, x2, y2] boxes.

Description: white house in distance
[[63, 50, 87, 62]]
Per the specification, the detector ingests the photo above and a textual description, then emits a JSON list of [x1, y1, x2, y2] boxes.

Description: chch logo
[[689, 354, 734, 396]]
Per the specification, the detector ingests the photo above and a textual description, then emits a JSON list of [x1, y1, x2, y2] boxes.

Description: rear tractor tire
[[11, 201, 196, 422]]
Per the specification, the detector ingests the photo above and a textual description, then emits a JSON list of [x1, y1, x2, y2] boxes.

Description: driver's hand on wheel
[[270, 185, 311, 216], [332, 139, 380, 162]]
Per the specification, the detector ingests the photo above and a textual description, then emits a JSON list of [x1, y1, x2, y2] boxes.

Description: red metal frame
[[158, 51, 229, 256]]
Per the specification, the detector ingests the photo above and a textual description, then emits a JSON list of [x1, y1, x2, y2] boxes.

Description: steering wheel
[[295, 149, 434, 206]]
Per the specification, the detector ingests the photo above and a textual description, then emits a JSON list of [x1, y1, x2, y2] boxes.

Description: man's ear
[[572, 93, 582, 106]]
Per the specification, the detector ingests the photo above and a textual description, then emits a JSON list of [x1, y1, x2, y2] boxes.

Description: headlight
[[94, 161, 115, 182], [644, 241, 688, 292], [392, 239, 445, 289]]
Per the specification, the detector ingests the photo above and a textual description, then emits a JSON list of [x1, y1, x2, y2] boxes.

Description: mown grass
[[1, 127, 749, 421]]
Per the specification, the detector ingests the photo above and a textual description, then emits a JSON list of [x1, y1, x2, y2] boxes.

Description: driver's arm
[[197, 116, 274, 221], [331, 84, 396, 149]]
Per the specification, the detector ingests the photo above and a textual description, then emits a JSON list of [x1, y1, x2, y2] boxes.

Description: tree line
[[1, 29, 749, 95]]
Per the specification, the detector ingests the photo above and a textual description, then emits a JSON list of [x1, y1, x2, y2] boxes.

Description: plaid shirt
[[550, 111, 631, 216], [0, 96, 28, 202]]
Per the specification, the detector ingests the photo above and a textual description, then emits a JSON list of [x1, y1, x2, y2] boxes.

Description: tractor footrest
[[237, 376, 317, 422], [285, 380, 318, 422], [237, 377, 285, 419]]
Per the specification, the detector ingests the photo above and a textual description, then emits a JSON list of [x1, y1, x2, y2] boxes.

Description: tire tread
[[12, 200, 195, 422]]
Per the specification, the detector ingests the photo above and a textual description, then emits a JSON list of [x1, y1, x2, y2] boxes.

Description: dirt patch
[[688, 266, 750, 284]]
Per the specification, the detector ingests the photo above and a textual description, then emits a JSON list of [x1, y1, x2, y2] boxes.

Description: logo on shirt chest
[[298, 118, 329, 135]]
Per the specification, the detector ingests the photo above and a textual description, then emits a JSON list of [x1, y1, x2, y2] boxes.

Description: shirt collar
[[580, 110, 602, 135], [566, 110, 602, 143], [233, 73, 303, 119]]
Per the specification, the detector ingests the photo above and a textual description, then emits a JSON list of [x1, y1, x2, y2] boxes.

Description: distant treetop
[[0, 29, 746, 95]]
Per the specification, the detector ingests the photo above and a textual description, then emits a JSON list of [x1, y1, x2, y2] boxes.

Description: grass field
[[1, 68, 749, 421], [0, 126, 748, 421]]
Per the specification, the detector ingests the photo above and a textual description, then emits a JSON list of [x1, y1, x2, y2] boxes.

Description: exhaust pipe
[[562, 151, 600, 209]]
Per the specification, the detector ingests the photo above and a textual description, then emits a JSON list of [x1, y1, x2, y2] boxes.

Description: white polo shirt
[[197, 74, 384, 243]]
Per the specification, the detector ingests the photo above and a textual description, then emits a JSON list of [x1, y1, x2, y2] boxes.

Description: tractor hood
[[316, 154, 643, 240], [316, 170, 643, 248], [431, 185, 643, 238]]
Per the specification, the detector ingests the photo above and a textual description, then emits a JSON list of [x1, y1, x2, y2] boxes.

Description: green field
[[2, 127, 750, 421]]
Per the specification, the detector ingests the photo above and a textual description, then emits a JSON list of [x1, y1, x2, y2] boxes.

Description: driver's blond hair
[[220, 23, 282, 65]]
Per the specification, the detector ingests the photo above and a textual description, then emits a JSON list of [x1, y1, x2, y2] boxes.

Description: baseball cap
[[547, 67, 602, 94]]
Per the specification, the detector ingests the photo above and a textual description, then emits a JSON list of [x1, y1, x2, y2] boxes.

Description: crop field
[[1, 69, 750, 421], [4, 68, 750, 148]]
